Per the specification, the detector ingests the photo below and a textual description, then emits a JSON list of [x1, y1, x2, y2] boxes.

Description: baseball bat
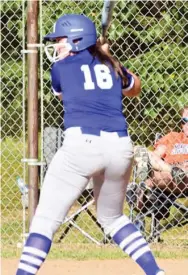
[[101, 0, 115, 43]]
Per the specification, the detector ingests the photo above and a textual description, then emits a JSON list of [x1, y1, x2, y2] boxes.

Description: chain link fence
[[2, 0, 188, 250], [2, 0, 26, 248]]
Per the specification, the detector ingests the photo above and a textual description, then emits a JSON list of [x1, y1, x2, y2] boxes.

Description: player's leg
[[16, 167, 89, 274], [146, 170, 187, 195], [94, 137, 164, 275], [16, 135, 103, 275]]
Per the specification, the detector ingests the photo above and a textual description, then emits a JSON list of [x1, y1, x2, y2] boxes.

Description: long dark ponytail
[[88, 41, 128, 87]]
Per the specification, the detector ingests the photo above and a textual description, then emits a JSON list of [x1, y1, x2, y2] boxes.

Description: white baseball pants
[[30, 127, 134, 239]]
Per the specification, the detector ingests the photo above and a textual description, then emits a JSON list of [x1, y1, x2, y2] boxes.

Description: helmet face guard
[[44, 42, 72, 63], [43, 14, 97, 62]]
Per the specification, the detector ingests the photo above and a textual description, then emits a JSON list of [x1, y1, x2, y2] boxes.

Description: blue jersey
[[51, 50, 133, 133]]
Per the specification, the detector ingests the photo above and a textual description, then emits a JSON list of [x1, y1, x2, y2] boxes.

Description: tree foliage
[[2, 1, 187, 144]]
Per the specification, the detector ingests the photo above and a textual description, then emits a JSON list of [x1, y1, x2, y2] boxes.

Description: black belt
[[80, 127, 128, 137]]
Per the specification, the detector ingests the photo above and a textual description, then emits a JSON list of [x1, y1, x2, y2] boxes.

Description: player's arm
[[100, 43, 141, 97], [153, 144, 167, 158], [148, 146, 171, 172], [51, 63, 62, 100], [153, 133, 172, 158], [148, 136, 170, 172], [121, 68, 141, 97]]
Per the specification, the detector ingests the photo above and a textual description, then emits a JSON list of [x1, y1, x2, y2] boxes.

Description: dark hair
[[88, 41, 128, 87]]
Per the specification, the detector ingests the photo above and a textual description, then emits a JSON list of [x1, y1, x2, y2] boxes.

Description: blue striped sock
[[110, 216, 161, 275], [16, 233, 51, 275]]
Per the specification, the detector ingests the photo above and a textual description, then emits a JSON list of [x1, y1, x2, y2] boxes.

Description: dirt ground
[[2, 259, 188, 275]]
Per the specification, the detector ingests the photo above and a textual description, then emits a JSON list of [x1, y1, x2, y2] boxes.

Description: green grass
[[2, 243, 188, 259], [2, 136, 188, 259]]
